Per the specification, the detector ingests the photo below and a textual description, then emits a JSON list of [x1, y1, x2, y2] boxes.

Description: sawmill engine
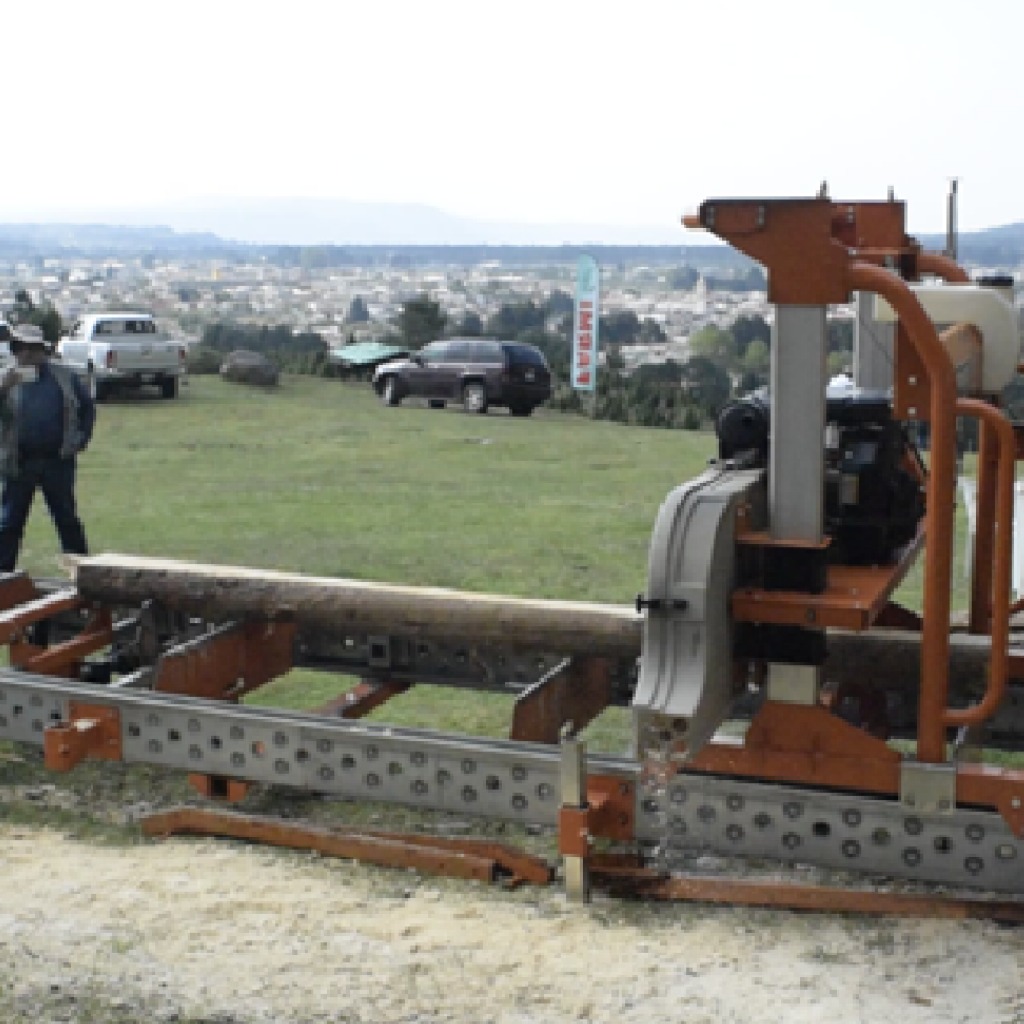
[[715, 385, 926, 566]]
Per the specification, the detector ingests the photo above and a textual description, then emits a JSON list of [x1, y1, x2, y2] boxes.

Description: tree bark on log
[[825, 628, 992, 699], [74, 554, 643, 657], [74, 554, 1001, 696]]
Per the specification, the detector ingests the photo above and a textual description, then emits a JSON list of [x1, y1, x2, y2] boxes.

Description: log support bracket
[[11, 608, 113, 678], [511, 655, 613, 743], [314, 678, 410, 718], [154, 619, 296, 700], [43, 702, 121, 772]]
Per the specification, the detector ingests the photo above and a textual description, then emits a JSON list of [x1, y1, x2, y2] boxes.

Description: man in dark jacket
[[0, 322, 96, 571]]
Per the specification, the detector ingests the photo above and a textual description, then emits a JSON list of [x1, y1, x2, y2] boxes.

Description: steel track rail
[[0, 668, 643, 830], [3, 669, 1023, 894]]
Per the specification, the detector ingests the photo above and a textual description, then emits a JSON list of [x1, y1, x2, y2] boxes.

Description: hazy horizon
[[0, 196, 714, 247]]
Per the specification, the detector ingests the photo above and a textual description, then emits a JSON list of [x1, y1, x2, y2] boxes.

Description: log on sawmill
[[73, 554, 1000, 695], [826, 628, 993, 699], [73, 554, 643, 657]]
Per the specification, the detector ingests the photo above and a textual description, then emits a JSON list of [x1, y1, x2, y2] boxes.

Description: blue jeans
[[0, 455, 88, 572]]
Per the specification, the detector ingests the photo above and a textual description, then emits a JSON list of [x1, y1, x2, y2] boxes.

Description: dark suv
[[372, 337, 552, 416]]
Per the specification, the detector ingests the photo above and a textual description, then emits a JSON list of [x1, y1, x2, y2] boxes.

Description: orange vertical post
[[847, 263, 959, 764]]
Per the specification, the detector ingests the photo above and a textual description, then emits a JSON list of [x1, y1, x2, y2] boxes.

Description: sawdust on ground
[[1, 824, 1022, 1024]]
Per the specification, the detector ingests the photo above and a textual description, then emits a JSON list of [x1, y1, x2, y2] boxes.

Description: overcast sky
[[5, 0, 1022, 240]]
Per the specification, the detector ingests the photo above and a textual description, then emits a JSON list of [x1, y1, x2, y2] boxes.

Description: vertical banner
[[572, 255, 600, 391]]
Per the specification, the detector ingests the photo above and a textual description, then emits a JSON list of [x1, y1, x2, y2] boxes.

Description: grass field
[[43, 375, 710, 599], [15, 374, 975, 752]]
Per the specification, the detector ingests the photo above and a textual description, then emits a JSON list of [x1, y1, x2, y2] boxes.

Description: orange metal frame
[[732, 530, 925, 631], [142, 807, 553, 888], [681, 195, 1024, 835], [43, 701, 122, 771]]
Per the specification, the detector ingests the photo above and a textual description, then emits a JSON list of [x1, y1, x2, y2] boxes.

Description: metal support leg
[[559, 735, 590, 902]]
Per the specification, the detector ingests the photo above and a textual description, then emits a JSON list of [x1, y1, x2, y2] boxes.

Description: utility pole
[[945, 177, 959, 261]]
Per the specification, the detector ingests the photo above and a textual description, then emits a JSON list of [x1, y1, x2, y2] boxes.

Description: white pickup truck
[[58, 312, 187, 400]]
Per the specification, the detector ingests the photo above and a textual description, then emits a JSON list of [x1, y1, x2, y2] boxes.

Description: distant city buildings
[[0, 252, 1016, 374]]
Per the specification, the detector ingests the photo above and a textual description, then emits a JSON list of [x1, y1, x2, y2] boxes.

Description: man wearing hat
[[0, 322, 95, 571]]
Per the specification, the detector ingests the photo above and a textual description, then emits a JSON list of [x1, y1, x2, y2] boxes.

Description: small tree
[[545, 289, 574, 317], [688, 325, 738, 373], [12, 288, 62, 343], [600, 310, 642, 346], [486, 300, 546, 339], [741, 338, 770, 384], [450, 311, 483, 336], [346, 296, 370, 323], [396, 295, 447, 349], [680, 355, 732, 419]]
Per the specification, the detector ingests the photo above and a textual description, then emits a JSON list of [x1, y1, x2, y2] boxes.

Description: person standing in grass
[[0, 322, 95, 571]]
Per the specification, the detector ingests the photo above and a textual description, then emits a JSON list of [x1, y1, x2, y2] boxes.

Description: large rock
[[219, 350, 279, 386]]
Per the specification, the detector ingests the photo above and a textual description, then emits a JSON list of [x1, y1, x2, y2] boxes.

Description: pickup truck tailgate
[[107, 339, 180, 372]]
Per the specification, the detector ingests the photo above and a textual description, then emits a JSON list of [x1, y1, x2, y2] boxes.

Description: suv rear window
[[502, 343, 547, 367]]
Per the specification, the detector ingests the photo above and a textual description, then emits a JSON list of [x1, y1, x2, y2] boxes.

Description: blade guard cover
[[633, 466, 766, 759]]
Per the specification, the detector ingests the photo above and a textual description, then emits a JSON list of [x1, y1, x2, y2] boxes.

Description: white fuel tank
[[874, 283, 1019, 394]]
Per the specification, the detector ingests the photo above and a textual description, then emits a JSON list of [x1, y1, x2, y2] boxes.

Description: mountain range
[[1, 197, 1023, 266], [3, 197, 691, 248]]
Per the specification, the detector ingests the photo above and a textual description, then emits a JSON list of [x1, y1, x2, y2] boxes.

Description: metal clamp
[[559, 734, 590, 903], [900, 760, 956, 814], [635, 594, 689, 615]]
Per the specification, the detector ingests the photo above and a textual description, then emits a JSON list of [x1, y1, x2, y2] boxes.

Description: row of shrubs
[[187, 345, 346, 379]]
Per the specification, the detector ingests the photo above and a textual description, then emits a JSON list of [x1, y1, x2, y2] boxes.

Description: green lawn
[[44, 375, 710, 601]]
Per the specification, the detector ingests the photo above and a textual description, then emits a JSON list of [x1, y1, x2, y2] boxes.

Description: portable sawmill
[[1, 190, 1024, 907]]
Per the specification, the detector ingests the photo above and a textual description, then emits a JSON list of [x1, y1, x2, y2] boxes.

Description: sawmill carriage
[[3, 189, 1024, 916]]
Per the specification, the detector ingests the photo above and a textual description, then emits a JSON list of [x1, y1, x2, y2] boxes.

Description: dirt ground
[[1, 758, 1023, 1024]]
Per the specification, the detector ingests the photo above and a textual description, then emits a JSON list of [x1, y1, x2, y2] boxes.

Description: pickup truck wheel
[[160, 376, 179, 399], [462, 381, 488, 414], [509, 404, 533, 417], [380, 376, 401, 407]]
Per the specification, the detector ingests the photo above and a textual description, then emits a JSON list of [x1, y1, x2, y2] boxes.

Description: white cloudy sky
[[5, 0, 1023, 237]]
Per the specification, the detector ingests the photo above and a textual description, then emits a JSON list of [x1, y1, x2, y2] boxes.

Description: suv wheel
[[509, 404, 533, 417], [380, 376, 401, 407], [462, 381, 488, 414]]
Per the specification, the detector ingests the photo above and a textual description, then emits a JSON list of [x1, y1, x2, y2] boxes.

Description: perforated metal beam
[[0, 669, 635, 831]]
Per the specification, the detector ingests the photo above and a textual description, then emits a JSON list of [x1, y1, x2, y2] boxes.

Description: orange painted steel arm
[[917, 251, 971, 283], [847, 262, 958, 764], [946, 399, 1015, 727], [971, 417, 1000, 632]]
